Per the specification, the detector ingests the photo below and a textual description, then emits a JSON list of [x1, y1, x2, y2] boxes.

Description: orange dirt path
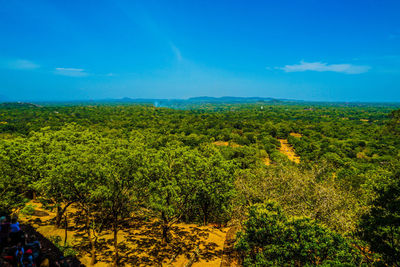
[[278, 139, 300, 163]]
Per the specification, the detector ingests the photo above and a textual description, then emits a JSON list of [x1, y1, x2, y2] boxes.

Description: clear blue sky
[[1, 0, 400, 102]]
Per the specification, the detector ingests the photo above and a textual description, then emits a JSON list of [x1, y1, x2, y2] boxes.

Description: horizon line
[[1, 96, 400, 105]]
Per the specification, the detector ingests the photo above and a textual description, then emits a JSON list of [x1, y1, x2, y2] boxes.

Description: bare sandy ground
[[213, 141, 241, 148], [20, 201, 229, 267], [279, 133, 301, 163]]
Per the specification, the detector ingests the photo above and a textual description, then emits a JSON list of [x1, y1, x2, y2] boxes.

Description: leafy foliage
[[48, 235, 78, 257], [359, 173, 400, 266], [234, 164, 364, 233], [235, 202, 363, 266], [0, 138, 29, 214]]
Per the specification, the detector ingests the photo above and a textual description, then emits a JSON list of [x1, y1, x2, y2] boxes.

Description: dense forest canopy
[[1, 102, 400, 266]]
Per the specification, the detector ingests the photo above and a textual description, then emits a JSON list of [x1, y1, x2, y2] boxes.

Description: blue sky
[[1, 0, 400, 102]]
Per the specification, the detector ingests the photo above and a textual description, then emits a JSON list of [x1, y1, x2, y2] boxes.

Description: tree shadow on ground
[[115, 217, 223, 266], [28, 209, 224, 266]]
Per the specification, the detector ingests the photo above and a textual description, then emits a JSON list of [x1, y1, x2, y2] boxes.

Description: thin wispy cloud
[[54, 67, 89, 77], [8, 59, 40, 70], [170, 43, 183, 61], [278, 61, 371, 74]]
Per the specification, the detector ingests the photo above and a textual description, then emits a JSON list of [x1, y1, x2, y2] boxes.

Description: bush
[[48, 235, 77, 257], [359, 174, 400, 266], [20, 204, 35, 216], [235, 202, 363, 266]]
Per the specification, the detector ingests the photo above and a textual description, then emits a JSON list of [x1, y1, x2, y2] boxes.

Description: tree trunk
[[113, 220, 119, 267], [56, 202, 72, 228], [162, 224, 169, 244], [161, 211, 169, 244], [86, 214, 96, 265], [64, 212, 68, 246], [202, 204, 209, 226], [56, 205, 62, 227]]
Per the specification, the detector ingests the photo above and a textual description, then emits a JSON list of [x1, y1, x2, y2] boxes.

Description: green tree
[[0, 138, 29, 214], [145, 144, 201, 243], [193, 144, 236, 225], [33, 125, 102, 265], [93, 138, 144, 267], [235, 202, 363, 266], [359, 173, 400, 266], [234, 164, 362, 233], [28, 126, 78, 227]]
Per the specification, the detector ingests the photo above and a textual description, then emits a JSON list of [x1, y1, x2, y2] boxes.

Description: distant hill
[[19, 96, 285, 107], [187, 96, 280, 103], [2, 97, 399, 108], [94, 96, 281, 104], [0, 102, 42, 108], [99, 96, 285, 108]]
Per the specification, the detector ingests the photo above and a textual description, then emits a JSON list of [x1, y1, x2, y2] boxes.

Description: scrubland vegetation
[[1, 102, 400, 266]]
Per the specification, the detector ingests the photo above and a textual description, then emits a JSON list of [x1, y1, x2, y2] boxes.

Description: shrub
[[235, 202, 363, 266], [48, 235, 77, 257], [359, 174, 400, 266], [20, 204, 35, 216]]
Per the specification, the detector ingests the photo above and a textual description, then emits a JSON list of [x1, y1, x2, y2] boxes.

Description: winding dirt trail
[[278, 134, 301, 163]]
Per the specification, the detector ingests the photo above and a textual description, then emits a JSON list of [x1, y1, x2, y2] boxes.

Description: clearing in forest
[[20, 201, 229, 267], [262, 156, 271, 166], [213, 141, 242, 148], [289, 132, 302, 138], [278, 139, 300, 163]]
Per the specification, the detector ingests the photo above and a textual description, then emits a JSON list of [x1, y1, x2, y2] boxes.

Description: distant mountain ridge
[[102, 96, 284, 104], [187, 96, 281, 103], [97, 96, 286, 107], [93, 96, 280, 102], [1, 96, 399, 107], [17, 96, 284, 106], [0, 102, 42, 108]]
